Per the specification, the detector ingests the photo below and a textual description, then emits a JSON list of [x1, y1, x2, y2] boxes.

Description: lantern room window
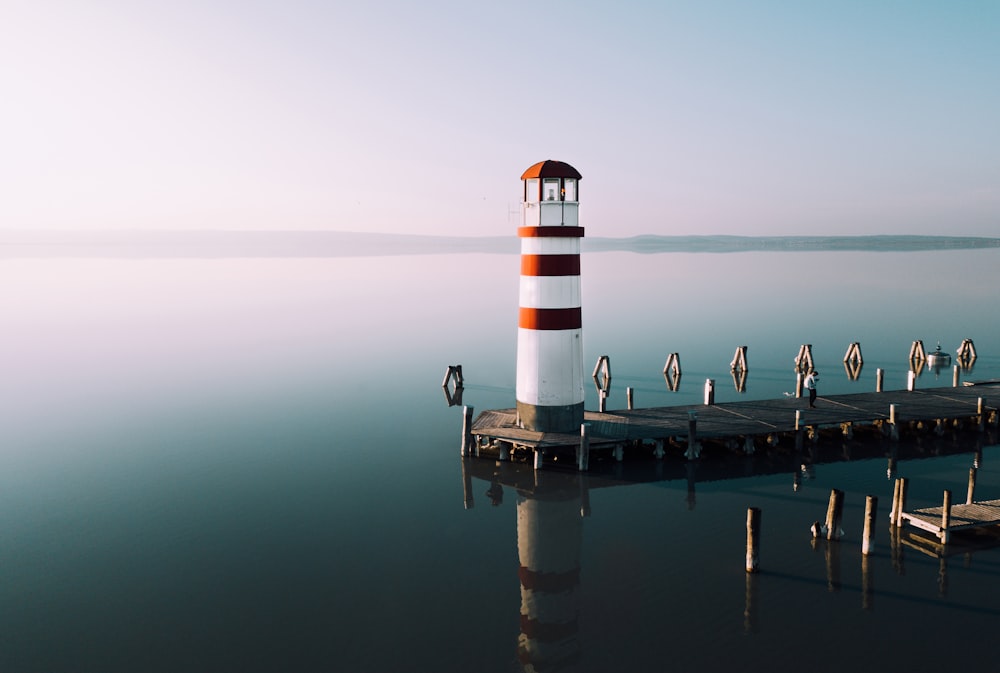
[[563, 179, 577, 202], [524, 178, 539, 203], [543, 178, 560, 201]]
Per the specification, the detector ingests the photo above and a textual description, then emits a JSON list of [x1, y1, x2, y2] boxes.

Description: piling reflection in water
[[462, 428, 1000, 670]]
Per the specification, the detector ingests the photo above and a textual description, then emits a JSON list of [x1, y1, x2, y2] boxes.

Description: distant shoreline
[[2, 230, 999, 258]]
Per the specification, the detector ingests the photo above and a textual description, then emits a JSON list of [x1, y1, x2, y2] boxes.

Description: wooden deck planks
[[902, 499, 1000, 535], [470, 383, 1000, 450]]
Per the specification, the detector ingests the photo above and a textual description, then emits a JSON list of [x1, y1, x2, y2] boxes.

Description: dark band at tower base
[[517, 401, 585, 433]]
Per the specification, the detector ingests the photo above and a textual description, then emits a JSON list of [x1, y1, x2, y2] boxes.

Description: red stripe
[[519, 615, 579, 641], [518, 226, 585, 238], [521, 254, 580, 276], [519, 307, 581, 330], [519, 566, 580, 592]]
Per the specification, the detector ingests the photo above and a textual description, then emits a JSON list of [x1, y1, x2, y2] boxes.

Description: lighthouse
[[516, 160, 584, 432]]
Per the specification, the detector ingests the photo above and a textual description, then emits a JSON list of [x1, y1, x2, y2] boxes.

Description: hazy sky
[[2, 0, 998, 237]]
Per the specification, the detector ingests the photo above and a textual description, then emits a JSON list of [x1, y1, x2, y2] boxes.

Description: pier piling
[[862, 495, 878, 555], [746, 507, 761, 573], [461, 405, 475, 457], [825, 489, 845, 540], [941, 490, 952, 545]]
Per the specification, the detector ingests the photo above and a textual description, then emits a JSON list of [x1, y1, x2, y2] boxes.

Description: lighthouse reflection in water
[[516, 482, 584, 670], [475, 463, 587, 672]]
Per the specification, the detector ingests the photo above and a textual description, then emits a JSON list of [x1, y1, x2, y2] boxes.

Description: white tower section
[[516, 160, 584, 432]]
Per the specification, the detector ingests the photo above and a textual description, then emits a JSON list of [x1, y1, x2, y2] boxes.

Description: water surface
[[1, 247, 998, 671]]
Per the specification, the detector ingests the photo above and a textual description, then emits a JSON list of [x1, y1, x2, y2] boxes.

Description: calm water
[[2, 247, 999, 671]]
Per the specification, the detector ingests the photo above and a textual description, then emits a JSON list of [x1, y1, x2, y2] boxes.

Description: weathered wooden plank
[[470, 383, 1000, 451]]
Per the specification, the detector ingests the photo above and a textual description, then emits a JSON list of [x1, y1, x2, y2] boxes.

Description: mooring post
[[978, 397, 985, 431], [578, 423, 591, 471], [862, 495, 878, 555], [795, 371, 804, 398], [889, 404, 899, 441], [825, 489, 845, 540], [654, 438, 664, 459], [967, 467, 977, 504], [533, 449, 543, 471], [891, 477, 909, 526], [626, 386, 634, 410], [599, 390, 607, 413], [953, 365, 960, 387], [685, 411, 699, 460], [890, 478, 901, 525], [907, 370, 916, 392], [746, 507, 761, 573], [461, 406, 475, 457], [704, 378, 715, 405], [941, 490, 952, 545], [876, 368, 884, 393]]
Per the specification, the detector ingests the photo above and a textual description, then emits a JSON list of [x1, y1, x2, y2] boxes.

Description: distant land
[[2, 230, 999, 258]]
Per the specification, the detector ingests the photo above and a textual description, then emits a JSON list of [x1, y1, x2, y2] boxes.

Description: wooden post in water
[[653, 438, 664, 459], [461, 406, 475, 457], [890, 478, 901, 525], [890, 477, 909, 526], [795, 372, 804, 398], [967, 467, 977, 505], [685, 411, 700, 460], [626, 386, 634, 410], [941, 489, 952, 545], [578, 423, 590, 472], [704, 378, 715, 405], [876, 368, 884, 393], [889, 404, 899, 441], [953, 364, 960, 387], [907, 370, 916, 392], [746, 507, 761, 573], [533, 449, 543, 470], [978, 397, 986, 431], [825, 489, 845, 540], [599, 390, 607, 412], [862, 495, 878, 555]]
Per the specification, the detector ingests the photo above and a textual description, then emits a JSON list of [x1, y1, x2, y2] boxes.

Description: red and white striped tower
[[516, 160, 584, 432]]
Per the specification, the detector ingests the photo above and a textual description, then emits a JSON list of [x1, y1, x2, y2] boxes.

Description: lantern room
[[520, 160, 582, 228]]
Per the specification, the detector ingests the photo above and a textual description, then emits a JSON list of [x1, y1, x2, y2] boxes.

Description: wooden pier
[[899, 499, 1000, 541], [467, 381, 1000, 466]]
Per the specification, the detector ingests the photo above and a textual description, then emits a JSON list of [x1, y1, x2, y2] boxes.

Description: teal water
[[1, 249, 998, 671]]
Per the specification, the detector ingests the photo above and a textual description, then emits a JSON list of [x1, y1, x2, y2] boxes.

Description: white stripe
[[519, 276, 581, 309], [516, 328, 585, 406], [520, 238, 581, 255]]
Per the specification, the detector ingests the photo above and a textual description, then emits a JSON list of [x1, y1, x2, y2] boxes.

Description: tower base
[[517, 401, 584, 433]]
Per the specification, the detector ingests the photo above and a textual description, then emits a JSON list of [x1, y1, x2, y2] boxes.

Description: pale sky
[[2, 0, 998, 237]]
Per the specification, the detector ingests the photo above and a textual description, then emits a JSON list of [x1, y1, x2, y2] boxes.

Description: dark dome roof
[[520, 160, 582, 180]]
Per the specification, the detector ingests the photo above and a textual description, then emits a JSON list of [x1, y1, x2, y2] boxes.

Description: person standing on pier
[[805, 370, 819, 408]]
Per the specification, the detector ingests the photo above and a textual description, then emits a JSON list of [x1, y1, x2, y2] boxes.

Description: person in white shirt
[[804, 370, 819, 408]]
